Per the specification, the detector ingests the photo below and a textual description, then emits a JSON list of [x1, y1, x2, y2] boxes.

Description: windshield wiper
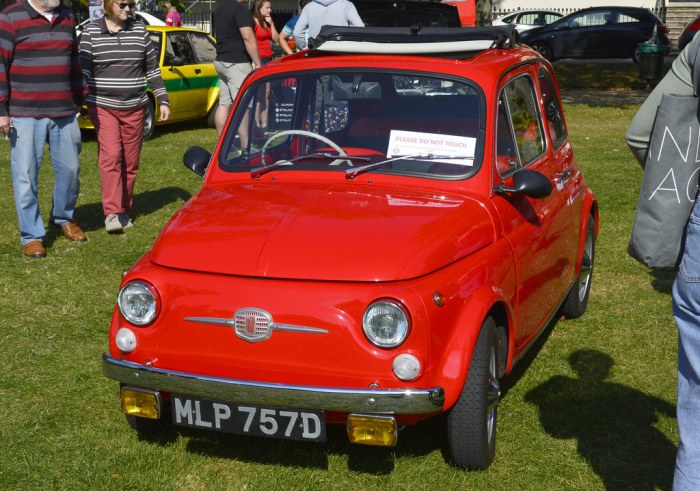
[[345, 154, 469, 180], [251, 153, 372, 179]]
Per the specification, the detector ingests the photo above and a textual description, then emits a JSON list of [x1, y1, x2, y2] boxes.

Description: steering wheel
[[261, 129, 349, 167]]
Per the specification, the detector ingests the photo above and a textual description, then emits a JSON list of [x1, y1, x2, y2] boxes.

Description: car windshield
[[219, 71, 483, 179]]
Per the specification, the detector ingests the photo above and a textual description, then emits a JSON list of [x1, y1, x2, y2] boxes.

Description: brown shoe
[[52, 220, 87, 241], [23, 240, 46, 259]]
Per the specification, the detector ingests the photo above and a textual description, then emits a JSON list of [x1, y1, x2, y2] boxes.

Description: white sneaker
[[105, 214, 123, 233], [118, 213, 133, 229]]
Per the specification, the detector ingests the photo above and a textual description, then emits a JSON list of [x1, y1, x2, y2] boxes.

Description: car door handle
[[554, 170, 572, 183]]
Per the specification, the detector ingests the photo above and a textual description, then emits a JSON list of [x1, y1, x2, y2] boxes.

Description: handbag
[[628, 37, 700, 269]]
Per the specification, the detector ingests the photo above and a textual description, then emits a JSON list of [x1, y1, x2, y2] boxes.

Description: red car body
[[103, 26, 597, 469]]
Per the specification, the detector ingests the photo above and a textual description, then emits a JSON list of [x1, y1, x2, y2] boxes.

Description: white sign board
[[387, 130, 475, 166]]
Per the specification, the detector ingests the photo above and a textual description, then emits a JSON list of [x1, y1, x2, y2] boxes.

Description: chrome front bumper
[[102, 353, 445, 414]]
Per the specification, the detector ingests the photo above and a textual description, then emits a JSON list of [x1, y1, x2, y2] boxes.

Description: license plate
[[171, 395, 326, 442]]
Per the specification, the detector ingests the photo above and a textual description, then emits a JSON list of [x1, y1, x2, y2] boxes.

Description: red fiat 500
[[103, 26, 597, 470]]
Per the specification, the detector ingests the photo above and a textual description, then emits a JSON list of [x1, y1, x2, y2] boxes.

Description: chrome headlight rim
[[362, 299, 411, 349], [117, 281, 159, 327]]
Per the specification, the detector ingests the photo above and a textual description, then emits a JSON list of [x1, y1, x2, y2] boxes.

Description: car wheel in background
[[530, 42, 553, 61], [447, 317, 500, 469], [560, 216, 596, 319], [143, 98, 155, 141]]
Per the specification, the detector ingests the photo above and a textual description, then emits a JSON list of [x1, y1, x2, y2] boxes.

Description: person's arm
[[279, 29, 293, 55], [346, 4, 364, 27], [268, 17, 279, 44], [292, 9, 309, 50], [626, 47, 694, 167], [240, 25, 262, 67]]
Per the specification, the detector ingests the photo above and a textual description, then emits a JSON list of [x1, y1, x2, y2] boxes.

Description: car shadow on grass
[[525, 349, 677, 490]]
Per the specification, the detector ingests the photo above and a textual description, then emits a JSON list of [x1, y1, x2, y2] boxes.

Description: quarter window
[[538, 68, 566, 147]]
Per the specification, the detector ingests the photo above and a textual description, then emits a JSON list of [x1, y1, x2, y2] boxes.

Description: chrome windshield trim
[[185, 316, 329, 334], [102, 353, 444, 414]]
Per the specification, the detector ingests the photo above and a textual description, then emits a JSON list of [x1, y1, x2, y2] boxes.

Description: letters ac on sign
[[648, 125, 700, 204]]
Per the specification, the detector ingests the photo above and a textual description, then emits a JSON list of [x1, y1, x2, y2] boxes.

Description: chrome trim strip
[[185, 317, 329, 334], [102, 353, 444, 414]]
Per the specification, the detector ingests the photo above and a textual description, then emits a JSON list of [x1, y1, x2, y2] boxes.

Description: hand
[[264, 15, 273, 24], [0, 115, 11, 136], [159, 105, 171, 122]]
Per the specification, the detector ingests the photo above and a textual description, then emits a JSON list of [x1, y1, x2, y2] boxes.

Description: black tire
[[531, 42, 553, 61], [143, 98, 155, 141], [447, 317, 500, 470], [560, 216, 595, 319]]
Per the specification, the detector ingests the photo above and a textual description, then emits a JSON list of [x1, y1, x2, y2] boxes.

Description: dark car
[[678, 15, 700, 51], [519, 6, 669, 62], [354, 0, 461, 28]]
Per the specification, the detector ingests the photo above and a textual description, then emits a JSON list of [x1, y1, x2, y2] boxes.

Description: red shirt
[[254, 20, 273, 58]]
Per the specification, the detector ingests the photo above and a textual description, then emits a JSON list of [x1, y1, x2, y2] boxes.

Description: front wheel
[[531, 42, 553, 61], [447, 317, 501, 469], [560, 216, 596, 319]]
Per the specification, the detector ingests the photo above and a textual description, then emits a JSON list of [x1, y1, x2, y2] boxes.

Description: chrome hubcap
[[486, 346, 500, 441]]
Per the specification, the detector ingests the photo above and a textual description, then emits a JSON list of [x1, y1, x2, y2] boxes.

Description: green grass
[[554, 60, 673, 90], [0, 101, 678, 490]]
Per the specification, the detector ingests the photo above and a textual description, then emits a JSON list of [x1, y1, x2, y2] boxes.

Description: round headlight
[[362, 300, 410, 348], [118, 281, 158, 326]]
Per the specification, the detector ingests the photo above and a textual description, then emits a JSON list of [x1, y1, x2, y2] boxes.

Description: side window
[[496, 96, 519, 176], [165, 32, 196, 66], [538, 68, 567, 147], [190, 32, 216, 63], [149, 32, 162, 62], [503, 76, 545, 165]]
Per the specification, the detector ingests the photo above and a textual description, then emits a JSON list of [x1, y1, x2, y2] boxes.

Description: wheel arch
[[574, 192, 598, 274], [434, 288, 513, 411]]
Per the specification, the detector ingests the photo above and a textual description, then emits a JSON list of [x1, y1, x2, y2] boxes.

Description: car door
[[491, 71, 576, 346], [551, 9, 612, 58], [162, 30, 216, 121]]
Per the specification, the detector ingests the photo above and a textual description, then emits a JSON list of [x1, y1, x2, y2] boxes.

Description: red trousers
[[88, 105, 146, 216]]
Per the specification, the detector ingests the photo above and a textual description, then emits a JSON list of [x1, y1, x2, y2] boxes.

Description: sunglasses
[[116, 2, 136, 9]]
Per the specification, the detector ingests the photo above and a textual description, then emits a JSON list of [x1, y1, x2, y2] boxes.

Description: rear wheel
[[447, 317, 500, 469], [531, 42, 553, 61], [560, 216, 596, 319]]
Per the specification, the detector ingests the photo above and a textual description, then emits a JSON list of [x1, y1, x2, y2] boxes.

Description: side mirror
[[495, 169, 552, 199], [183, 146, 211, 177], [168, 56, 186, 70]]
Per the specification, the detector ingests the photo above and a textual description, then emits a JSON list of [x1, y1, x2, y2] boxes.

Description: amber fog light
[[392, 353, 421, 381], [115, 327, 137, 353], [120, 387, 161, 419], [347, 414, 398, 447], [118, 281, 158, 326]]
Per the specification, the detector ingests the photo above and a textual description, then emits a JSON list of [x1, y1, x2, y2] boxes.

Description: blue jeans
[[10, 116, 82, 245], [673, 195, 700, 490]]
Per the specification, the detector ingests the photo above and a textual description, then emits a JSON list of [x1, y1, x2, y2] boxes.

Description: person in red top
[[251, 0, 278, 132], [164, 0, 181, 27]]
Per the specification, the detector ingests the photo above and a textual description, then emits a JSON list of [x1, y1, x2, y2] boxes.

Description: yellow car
[[78, 25, 220, 140]]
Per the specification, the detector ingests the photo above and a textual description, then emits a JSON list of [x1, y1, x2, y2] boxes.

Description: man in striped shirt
[[0, 0, 88, 258]]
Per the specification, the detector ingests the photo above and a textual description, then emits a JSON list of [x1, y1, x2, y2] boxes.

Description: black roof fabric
[[313, 25, 518, 47]]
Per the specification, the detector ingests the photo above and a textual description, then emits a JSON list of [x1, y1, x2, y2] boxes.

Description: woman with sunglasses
[[79, 0, 170, 233]]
